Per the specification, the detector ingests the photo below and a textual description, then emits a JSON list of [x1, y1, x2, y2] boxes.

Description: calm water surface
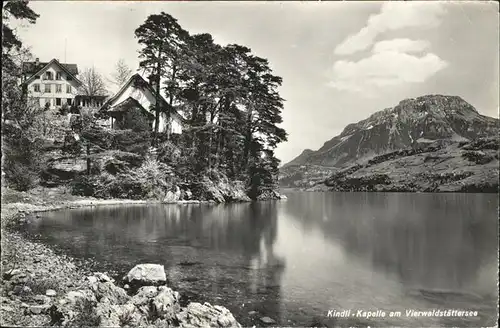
[[22, 192, 498, 327]]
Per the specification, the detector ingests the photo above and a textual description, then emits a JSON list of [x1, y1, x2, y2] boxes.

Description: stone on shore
[[49, 289, 97, 326], [177, 302, 241, 328], [45, 289, 57, 297], [260, 316, 276, 324], [152, 286, 181, 320], [27, 304, 51, 315], [92, 281, 129, 305], [124, 264, 167, 287], [48, 271, 239, 327]]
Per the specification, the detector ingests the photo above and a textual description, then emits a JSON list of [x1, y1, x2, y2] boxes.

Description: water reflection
[[23, 192, 498, 327], [282, 192, 498, 295], [25, 202, 286, 326]]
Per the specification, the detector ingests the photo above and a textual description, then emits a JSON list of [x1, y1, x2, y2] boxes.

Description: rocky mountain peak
[[283, 95, 498, 168]]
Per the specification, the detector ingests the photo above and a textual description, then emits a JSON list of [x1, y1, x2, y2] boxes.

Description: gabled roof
[[23, 61, 78, 76], [101, 73, 185, 122], [22, 59, 82, 85]]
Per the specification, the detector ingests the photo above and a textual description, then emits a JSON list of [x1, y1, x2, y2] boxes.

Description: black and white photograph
[[1, 1, 499, 327]]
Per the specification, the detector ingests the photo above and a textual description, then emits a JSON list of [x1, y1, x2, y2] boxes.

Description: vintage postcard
[[1, 1, 498, 327]]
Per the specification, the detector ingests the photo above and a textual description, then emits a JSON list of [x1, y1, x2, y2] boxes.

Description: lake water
[[22, 192, 498, 327]]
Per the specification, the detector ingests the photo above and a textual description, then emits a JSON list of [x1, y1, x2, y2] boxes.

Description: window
[[44, 84, 51, 93], [33, 84, 40, 92], [35, 75, 40, 80], [56, 84, 62, 93], [56, 98, 61, 106], [56, 72, 62, 80], [66, 85, 72, 93], [45, 72, 53, 80], [67, 98, 72, 106]]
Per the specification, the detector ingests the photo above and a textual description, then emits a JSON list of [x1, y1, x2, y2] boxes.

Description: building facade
[[22, 58, 107, 111], [100, 74, 184, 134]]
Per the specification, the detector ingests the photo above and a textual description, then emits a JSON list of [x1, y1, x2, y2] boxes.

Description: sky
[[11, 1, 500, 164]]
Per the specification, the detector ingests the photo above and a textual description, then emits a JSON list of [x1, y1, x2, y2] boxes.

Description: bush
[[68, 298, 100, 328], [71, 158, 174, 199], [3, 162, 39, 191], [111, 130, 152, 155], [462, 150, 494, 165], [157, 141, 181, 166], [2, 132, 44, 191]]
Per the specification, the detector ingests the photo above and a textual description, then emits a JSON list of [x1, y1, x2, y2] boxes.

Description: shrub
[[71, 158, 174, 200], [462, 150, 494, 165], [157, 141, 181, 166], [111, 130, 152, 155], [2, 133, 44, 191], [68, 298, 100, 328]]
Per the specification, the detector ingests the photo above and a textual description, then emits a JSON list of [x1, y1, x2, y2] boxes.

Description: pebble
[[33, 295, 50, 304], [87, 276, 98, 284], [6, 269, 22, 277], [28, 304, 50, 315], [45, 289, 57, 297], [248, 311, 258, 316], [2, 306, 14, 312], [22, 286, 32, 294], [260, 316, 276, 324]]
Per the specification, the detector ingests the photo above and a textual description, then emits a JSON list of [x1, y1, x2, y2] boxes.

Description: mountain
[[280, 95, 499, 189]]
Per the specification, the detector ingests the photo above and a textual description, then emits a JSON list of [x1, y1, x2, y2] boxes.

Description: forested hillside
[[2, 8, 287, 202]]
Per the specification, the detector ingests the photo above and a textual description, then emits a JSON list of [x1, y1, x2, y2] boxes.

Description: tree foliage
[[135, 12, 189, 144], [79, 67, 108, 96], [110, 59, 133, 87], [2, 5, 288, 198], [1, 1, 41, 190], [135, 12, 288, 198], [2, 0, 39, 72]]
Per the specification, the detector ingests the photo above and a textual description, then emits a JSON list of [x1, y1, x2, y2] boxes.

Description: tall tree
[[135, 12, 189, 145], [132, 11, 287, 199], [2, 0, 39, 73], [110, 59, 133, 87], [1, 1, 41, 190], [79, 66, 108, 96]]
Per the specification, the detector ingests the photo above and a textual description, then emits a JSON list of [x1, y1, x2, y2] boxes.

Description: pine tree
[[135, 12, 189, 145]]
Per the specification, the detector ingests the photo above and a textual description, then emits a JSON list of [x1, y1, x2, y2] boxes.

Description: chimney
[[35, 58, 39, 64]]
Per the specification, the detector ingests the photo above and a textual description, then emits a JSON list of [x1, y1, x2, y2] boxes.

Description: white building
[[100, 74, 184, 134], [21, 58, 107, 110]]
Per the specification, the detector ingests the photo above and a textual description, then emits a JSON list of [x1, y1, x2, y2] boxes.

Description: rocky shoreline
[[0, 187, 248, 327]]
